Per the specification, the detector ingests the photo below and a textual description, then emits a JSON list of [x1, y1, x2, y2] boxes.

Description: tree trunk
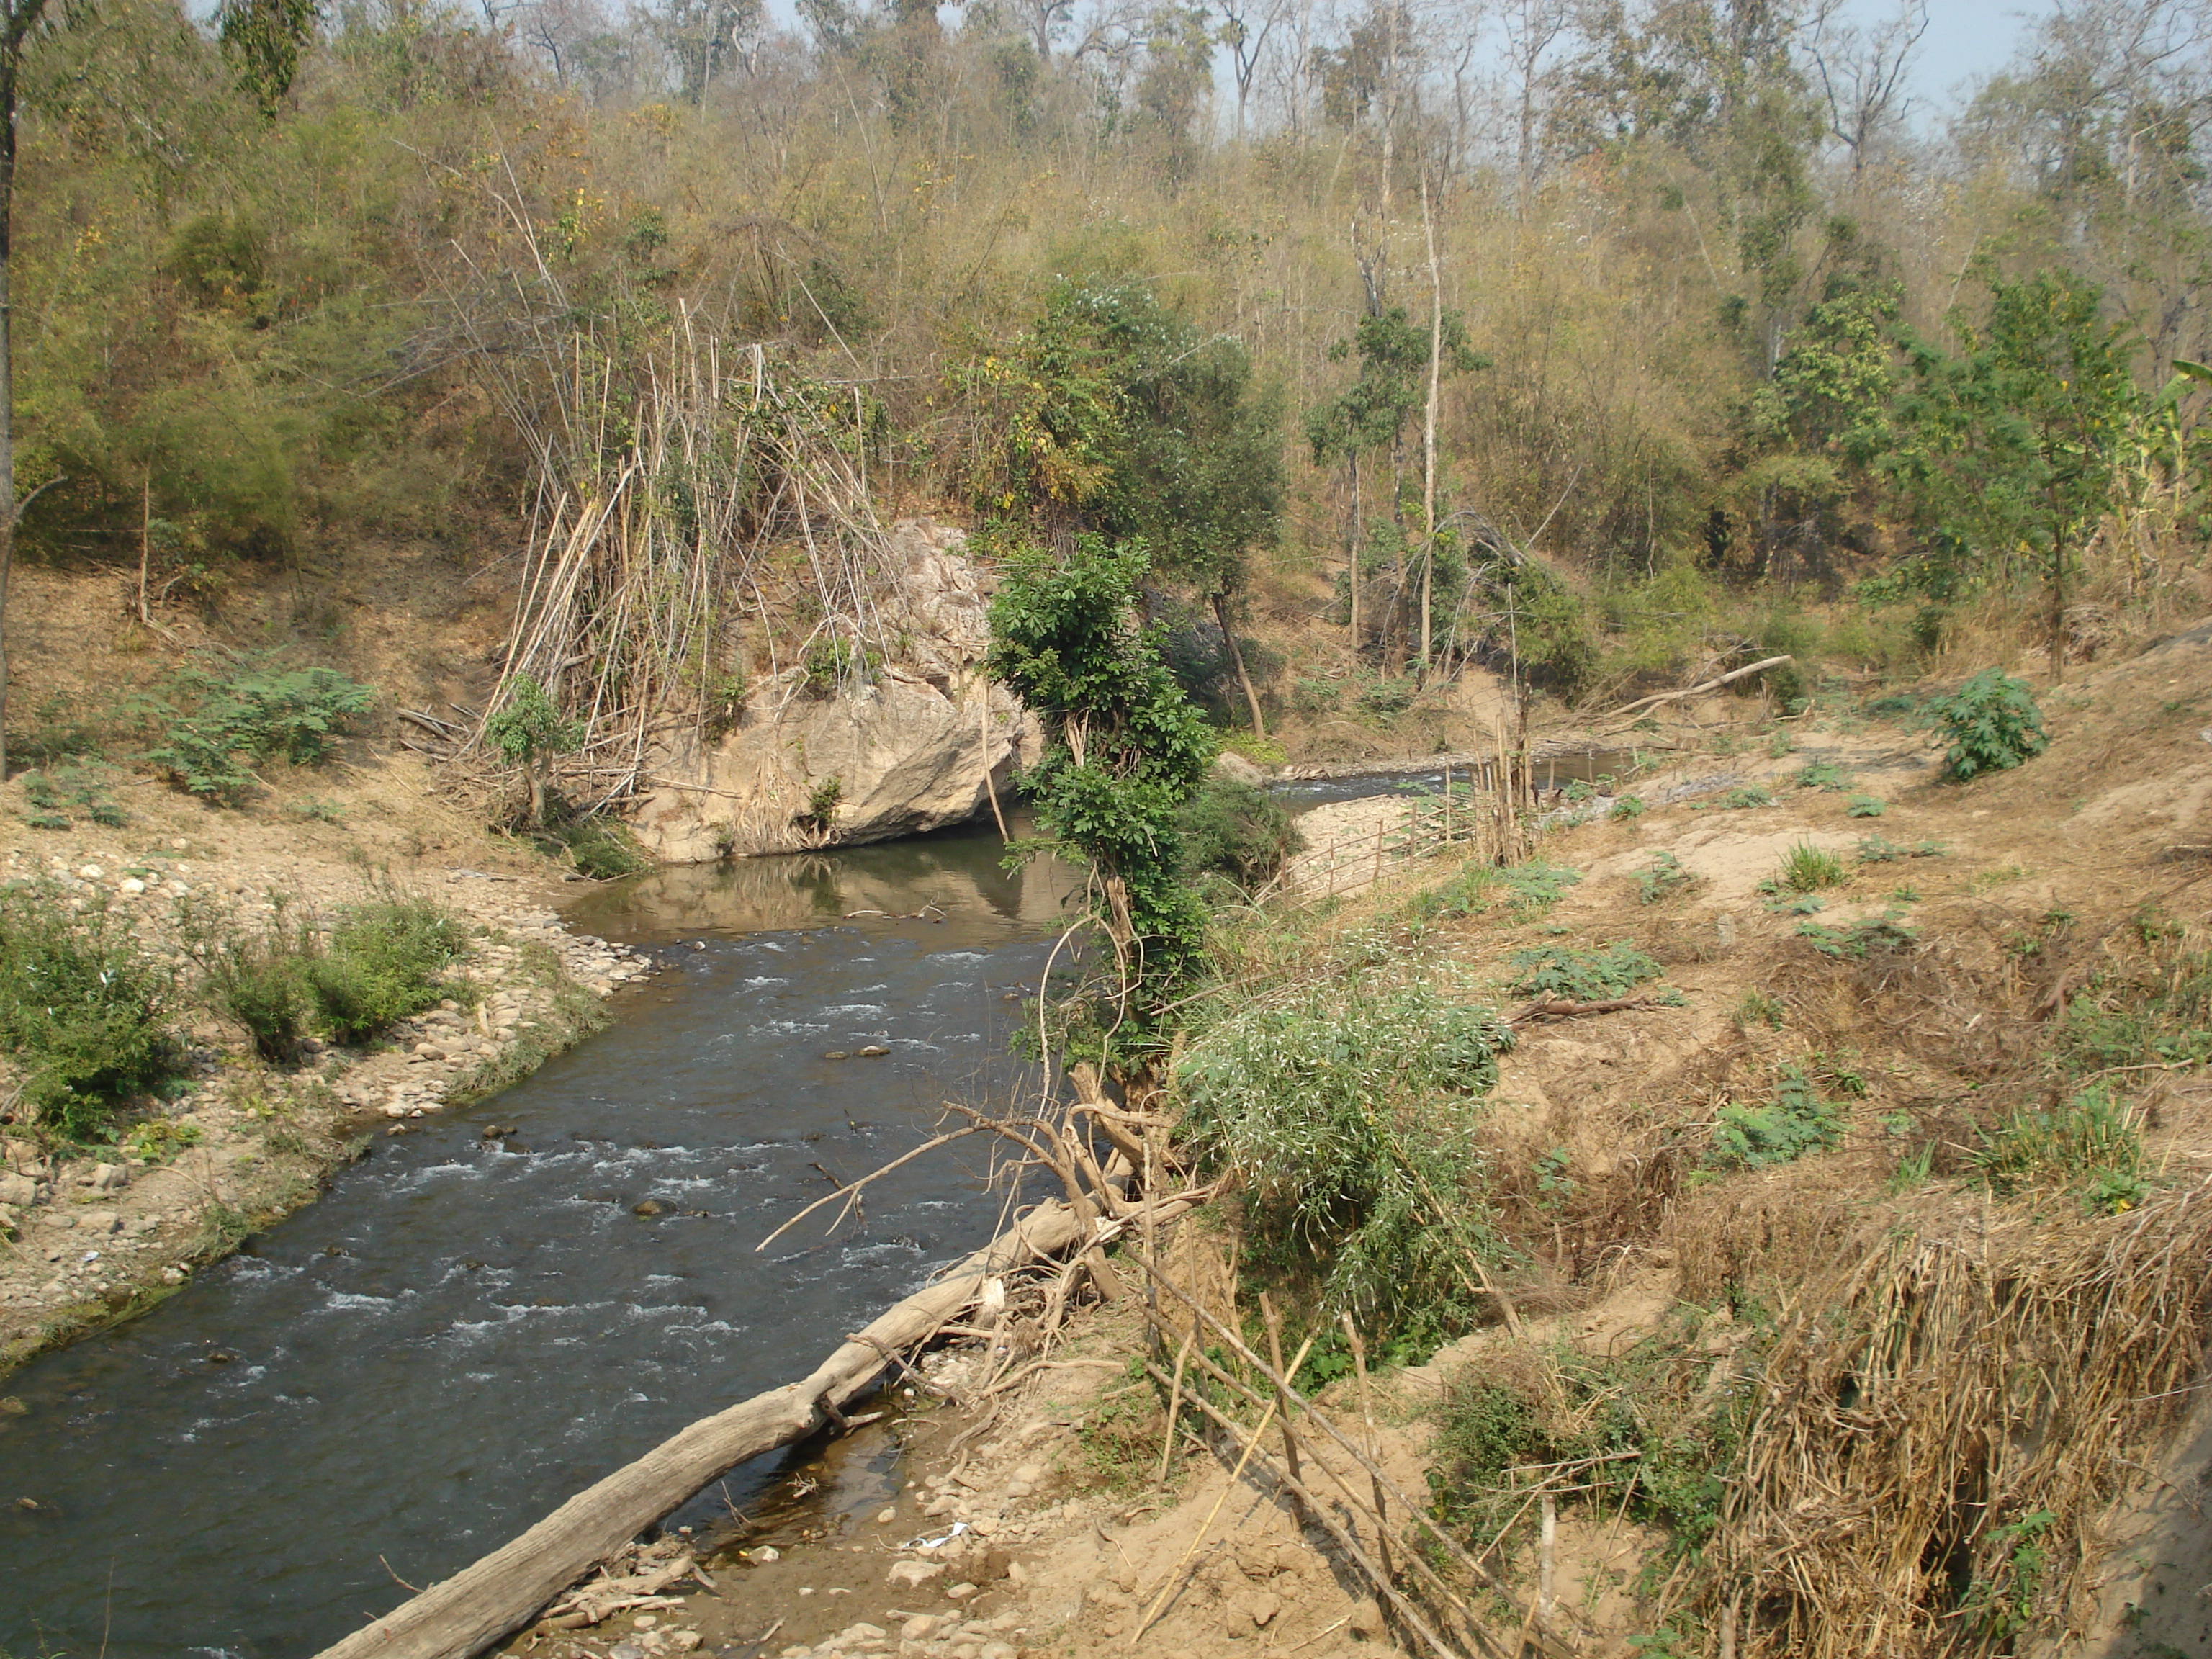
[[1419, 170, 1443, 680], [1347, 451, 1362, 655], [1213, 590, 1266, 739], [0, 34, 21, 782]]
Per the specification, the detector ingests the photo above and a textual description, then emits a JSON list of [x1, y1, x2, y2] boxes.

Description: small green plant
[[1887, 1142, 1936, 1193], [1496, 861, 1581, 914], [20, 761, 130, 828], [1855, 834, 1946, 864], [793, 775, 844, 834], [801, 634, 878, 693], [1797, 912, 1919, 959], [1736, 989, 1786, 1029], [1775, 842, 1848, 893], [122, 1117, 204, 1163], [1637, 852, 1698, 904], [1766, 729, 1795, 758], [1357, 675, 1418, 718], [1507, 941, 1664, 1002], [1707, 1065, 1843, 1169], [1563, 776, 1596, 804], [0, 885, 181, 1139], [1845, 793, 1887, 817], [1971, 1085, 2146, 1213], [305, 896, 472, 1044], [1920, 670, 2049, 781], [1607, 793, 1646, 822], [486, 675, 583, 827], [143, 660, 375, 805], [1696, 785, 1775, 811], [1794, 760, 1853, 792], [1532, 1146, 1580, 1208], [1962, 1509, 2059, 1641], [290, 797, 346, 825], [192, 899, 320, 1061]]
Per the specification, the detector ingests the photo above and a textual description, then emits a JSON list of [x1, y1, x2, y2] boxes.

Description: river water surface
[[0, 824, 1076, 1659]]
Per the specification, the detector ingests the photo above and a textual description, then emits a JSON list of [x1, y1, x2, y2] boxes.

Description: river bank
[[0, 754, 653, 1377], [456, 624, 2212, 1659]]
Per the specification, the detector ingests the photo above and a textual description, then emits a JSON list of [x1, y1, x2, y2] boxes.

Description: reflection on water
[[0, 822, 1078, 1659]]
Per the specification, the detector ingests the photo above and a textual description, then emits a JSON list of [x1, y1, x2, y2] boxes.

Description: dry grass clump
[[1701, 1179, 2212, 1657]]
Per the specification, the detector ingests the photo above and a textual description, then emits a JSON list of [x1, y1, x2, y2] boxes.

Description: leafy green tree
[[1884, 272, 2148, 679], [216, 0, 323, 119], [485, 674, 583, 827], [986, 533, 1213, 1046], [978, 280, 1285, 733]]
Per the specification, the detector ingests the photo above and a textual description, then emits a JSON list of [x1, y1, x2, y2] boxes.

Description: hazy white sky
[[1843, 0, 2053, 109]]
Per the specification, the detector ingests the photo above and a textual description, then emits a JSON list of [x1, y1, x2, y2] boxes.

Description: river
[[0, 759, 1615, 1658], [0, 822, 1076, 1659]]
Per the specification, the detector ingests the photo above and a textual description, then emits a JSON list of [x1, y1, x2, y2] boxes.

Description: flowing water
[[0, 824, 1077, 1659]]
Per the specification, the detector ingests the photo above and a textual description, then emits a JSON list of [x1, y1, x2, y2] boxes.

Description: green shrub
[[535, 814, 652, 879], [1636, 852, 1697, 904], [1845, 793, 1887, 817], [143, 660, 375, 804], [184, 898, 319, 1061], [1794, 760, 1853, 792], [1696, 785, 1776, 811], [1175, 982, 1515, 1337], [4, 691, 104, 772], [1357, 675, 1417, 718], [1920, 670, 2048, 781], [304, 896, 472, 1043], [1970, 1085, 2146, 1213], [19, 761, 128, 829], [1797, 912, 1919, 959], [1608, 794, 1646, 822], [1707, 1066, 1843, 1169], [1775, 842, 1847, 893], [793, 775, 843, 833], [1177, 777, 1305, 888], [0, 886, 181, 1139], [1855, 834, 1944, 863], [1507, 940, 1664, 1001]]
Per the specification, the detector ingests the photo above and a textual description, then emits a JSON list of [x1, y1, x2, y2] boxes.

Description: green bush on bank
[[0, 886, 182, 1141], [188, 889, 473, 1056], [1177, 777, 1305, 891], [1175, 981, 1515, 1343]]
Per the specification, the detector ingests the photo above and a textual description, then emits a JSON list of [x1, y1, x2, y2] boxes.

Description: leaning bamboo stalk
[[1139, 1362, 1506, 1659], [1123, 1254, 1574, 1633], [315, 1189, 1205, 1659]]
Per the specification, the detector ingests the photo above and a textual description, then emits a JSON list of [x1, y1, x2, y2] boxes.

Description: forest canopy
[[10, 0, 2212, 706]]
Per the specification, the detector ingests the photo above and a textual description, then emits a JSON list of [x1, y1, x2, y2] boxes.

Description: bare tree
[[1220, 0, 1287, 138], [1498, 0, 1570, 205], [1806, 0, 1929, 176]]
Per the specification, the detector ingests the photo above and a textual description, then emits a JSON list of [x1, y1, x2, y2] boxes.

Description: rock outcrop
[[632, 521, 1034, 863]]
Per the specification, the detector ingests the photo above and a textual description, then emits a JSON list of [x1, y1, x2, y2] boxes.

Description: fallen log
[[1511, 994, 1669, 1025], [315, 1186, 1202, 1659], [1603, 653, 1793, 721]]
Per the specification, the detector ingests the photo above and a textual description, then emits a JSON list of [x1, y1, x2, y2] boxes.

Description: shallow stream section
[[0, 825, 1076, 1659], [0, 760, 1562, 1659]]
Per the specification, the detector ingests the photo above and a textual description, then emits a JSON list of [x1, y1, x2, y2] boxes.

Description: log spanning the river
[[315, 1187, 1188, 1659]]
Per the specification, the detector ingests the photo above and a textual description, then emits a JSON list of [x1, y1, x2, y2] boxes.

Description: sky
[[1857, 0, 2055, 111]]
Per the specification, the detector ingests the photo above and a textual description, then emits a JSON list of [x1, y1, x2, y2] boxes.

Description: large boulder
[[631, 521, 1036, 863]]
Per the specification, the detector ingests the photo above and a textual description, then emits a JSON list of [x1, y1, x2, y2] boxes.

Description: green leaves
[[987, 532, 1214, 1032], [142, 660, 375, 804], [1919, 669, 2048, 781]]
